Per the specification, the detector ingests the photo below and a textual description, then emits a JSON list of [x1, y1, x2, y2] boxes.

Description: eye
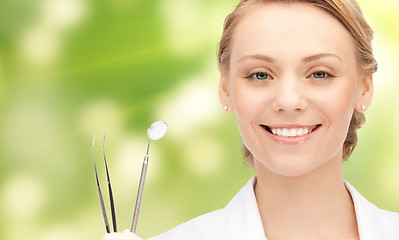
[[311, 71, 334, 79], [313, 71, 326, 78], [248, 72, 270, 81]]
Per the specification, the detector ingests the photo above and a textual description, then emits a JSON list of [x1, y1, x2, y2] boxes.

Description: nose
[[272, 77, 307, 112]]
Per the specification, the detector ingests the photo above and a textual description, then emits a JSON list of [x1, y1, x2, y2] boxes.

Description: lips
[[261, 124, 321, 137], [260, 124, 321, 145]]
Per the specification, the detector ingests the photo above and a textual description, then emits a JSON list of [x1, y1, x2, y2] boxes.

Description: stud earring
[[224, 105, 228, 111], [361, 104, 366, 111]]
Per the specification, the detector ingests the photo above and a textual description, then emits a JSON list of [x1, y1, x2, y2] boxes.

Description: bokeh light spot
[[41, 0, 88, 30], [1, 174, 47, 222], [156, 79, 220, 138], [183, 135, 224, 177], [114, 136, 163, 187], [81, 100, 123, 137], [19, 26, 61, 65]]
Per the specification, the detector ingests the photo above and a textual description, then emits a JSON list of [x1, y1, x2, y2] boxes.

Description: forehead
[[230, 3, 356, 66]]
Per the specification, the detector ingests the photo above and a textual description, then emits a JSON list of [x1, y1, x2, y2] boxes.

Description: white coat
[[148, 177, 399, 240]]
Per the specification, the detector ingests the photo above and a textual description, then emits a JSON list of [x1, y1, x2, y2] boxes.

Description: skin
[[219, 3, 373, 240]]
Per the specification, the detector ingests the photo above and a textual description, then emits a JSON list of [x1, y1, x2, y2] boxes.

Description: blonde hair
[[218, 0, 377, 167]]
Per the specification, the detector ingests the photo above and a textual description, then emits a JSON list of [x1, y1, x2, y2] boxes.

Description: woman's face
[[219, 3, 373, 177]]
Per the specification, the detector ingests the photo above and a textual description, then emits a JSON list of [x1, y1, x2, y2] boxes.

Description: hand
[[101, 229, 143, 240]]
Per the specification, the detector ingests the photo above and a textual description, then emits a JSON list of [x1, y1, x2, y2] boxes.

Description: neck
[[254, 157, 359, 240]]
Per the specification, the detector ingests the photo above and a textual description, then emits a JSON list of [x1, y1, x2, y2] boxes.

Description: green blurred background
[[0, 0, 398, 239]]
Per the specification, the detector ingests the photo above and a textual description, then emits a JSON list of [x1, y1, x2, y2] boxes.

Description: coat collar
[[344, 180, 399, 239], [219, 176, 396, 239], [215, 176, 266, 239]]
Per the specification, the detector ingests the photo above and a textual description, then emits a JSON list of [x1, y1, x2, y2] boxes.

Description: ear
[[218, 71, 234, 112], [355, 74, 373, 112]]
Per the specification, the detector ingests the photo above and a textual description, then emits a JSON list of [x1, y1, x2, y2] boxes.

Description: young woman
[[103, 0, 399, 239]]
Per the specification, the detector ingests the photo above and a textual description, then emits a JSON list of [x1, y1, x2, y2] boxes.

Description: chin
[[254, 155, 327, 178]]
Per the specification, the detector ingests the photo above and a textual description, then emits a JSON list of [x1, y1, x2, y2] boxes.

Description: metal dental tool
[[92, 121, 167, 233], [92, 133, 111, 233], [92, 133, 117, 233], [103, 134, 117, 232], [131, 121, 168, 233]]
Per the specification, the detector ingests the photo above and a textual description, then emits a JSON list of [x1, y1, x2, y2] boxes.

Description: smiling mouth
[[261, 124, 321, 137]]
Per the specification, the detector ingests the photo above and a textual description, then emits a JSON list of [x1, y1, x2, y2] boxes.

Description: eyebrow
[[238, 53, 344, 64], [239, 54, 275, 63], [301, 53, 344, 63]]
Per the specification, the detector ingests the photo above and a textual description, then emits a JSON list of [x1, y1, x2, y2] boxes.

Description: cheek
[[232, 83, 271, 124], [230, 83, 267, 144], [320, 83, 357, 122], [311, 80, 358, 145]]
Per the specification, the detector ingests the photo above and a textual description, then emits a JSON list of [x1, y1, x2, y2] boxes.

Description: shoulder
[[148, 176, 265, 240], [371, 205, 399, 239], [376, 208, 399, 232], [147, 208, 224, 240], [344, 180, 399, 239]]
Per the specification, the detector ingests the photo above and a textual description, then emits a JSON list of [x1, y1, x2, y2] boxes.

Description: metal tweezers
[[91, 133, 117, 233]]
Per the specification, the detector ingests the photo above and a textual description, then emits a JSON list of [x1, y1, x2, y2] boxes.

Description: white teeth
[[289, 128, 296, 137], [269, 127, 314, 137], [277, 129, 282, 136], [297, 128, 304, 136], [281, 128, 289, 137]]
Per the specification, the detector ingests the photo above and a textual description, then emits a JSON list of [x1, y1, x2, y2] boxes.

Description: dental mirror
[[147, 121, 168, 141], [131, 121, 168, 233]]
